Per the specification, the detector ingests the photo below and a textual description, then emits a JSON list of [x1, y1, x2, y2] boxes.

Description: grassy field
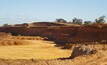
[[0, 40, 71, 60]]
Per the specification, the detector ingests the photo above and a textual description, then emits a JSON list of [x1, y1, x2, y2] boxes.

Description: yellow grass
[[0, 40, 71, 60]]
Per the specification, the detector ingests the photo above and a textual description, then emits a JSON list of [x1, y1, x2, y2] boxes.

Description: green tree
[[72, 18, 83, 25], [84, 21, 92, 25], [95, 15, 106, 24], [56, 18, 67, 23], [3, 23, 9, 27]]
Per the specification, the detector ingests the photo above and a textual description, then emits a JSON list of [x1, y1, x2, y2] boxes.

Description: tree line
[[55, 15, 106, 25], [2, 15, 106, 27]]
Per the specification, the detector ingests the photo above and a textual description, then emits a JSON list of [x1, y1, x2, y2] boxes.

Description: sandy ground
[[0, 40, 71, 60], [0, 49, 107, 65], [0, 39, 107, 65]]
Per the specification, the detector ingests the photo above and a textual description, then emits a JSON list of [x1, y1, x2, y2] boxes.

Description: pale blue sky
[[0, 0, 107, 25]]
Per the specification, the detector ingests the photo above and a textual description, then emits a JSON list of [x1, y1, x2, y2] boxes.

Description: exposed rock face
[[0, 26, 107, 44], [69, 45, 97, 59]]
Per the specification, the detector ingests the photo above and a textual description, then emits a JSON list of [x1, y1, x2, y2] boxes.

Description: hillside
[[13, 22, 80, 27], [0, 23, 107, 65]]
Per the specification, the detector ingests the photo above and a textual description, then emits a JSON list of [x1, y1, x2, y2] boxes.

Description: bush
[[84, 21, 92, 25], [95, 15, 106, 24], [72, 18, 83, 25]]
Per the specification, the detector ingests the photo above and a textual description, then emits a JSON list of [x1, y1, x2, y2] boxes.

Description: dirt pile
[[69, 45, 97, 59]]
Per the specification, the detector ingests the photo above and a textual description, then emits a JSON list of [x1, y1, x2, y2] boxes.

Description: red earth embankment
[[0, 26, 107, 44]]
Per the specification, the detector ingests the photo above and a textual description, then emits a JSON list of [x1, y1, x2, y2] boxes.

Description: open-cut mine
[[0, 22, 107, 65]]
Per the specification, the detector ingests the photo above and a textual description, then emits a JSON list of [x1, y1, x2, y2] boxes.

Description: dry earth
[[0, 40, 107, 65], [0, 40, 71, 60], [0, 32, 107, 65]]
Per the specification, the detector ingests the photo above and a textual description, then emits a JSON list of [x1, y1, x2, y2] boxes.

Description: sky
[[0, 0, 107, 25]]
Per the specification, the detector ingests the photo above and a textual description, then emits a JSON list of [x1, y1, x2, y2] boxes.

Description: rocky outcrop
[[69, 45, 97, 59]]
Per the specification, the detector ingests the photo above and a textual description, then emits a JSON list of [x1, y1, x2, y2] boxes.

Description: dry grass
[[0, 40, 107, 65], [0, 40, 71, 60], [0, 39, 31, 45], [0, 33, 44, 46], [0, 32, 107, 65], [0, 43, 107, 65], [0, 33, 71, 60], [11, 36, 44, 40]]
